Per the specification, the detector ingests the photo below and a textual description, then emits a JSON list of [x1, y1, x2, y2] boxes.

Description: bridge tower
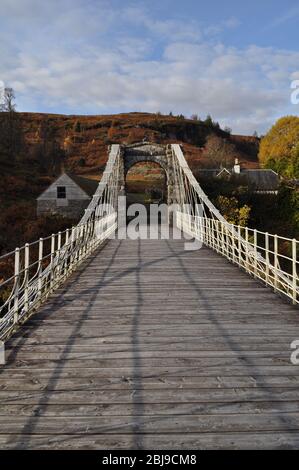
[[118, 142, 177, 207]]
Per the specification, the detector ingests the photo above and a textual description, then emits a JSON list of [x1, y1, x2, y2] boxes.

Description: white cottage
[[37, 173, 99, 219]]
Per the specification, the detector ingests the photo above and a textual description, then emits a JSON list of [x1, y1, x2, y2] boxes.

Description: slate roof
[[197, 168, 280, 192], [243, 169, 279, 192]]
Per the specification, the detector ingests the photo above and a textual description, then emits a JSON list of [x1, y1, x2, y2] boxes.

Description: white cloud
[[266, 5, 299, 29], [0, 1, 298, 133]]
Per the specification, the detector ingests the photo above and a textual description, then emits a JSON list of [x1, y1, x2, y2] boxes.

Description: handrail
[[176, 212, 298, 305], [0, 145, 121, 341]]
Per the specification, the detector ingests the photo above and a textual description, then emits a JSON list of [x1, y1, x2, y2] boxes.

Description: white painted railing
[[0, 213, 117, 341], [0, 145, 121, 341], [176, 212, 299, 305]]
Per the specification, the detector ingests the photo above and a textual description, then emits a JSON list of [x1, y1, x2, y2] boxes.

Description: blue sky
[[1, 0, 299, 133]]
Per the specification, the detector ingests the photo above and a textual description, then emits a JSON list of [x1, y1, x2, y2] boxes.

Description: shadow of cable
[[8, 239, 123, 449], [165, 235, 299, 448]]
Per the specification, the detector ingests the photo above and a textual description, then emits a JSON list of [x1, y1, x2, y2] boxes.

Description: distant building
[[37, 173, 99, 219], [197, 159, 280, 194]]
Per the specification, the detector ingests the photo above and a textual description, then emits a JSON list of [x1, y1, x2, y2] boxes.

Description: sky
[[1, 0, 299, 134]]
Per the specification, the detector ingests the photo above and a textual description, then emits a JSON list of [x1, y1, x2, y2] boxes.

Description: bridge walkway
[[0, 228, 299, 449]]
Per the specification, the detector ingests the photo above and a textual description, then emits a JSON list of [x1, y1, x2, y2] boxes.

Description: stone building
[[37, 173, 98, 219]]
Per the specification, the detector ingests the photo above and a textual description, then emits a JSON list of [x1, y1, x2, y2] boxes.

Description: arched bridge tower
[[118, 142, 177, 205]]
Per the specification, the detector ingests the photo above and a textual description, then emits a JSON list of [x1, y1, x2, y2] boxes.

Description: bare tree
[[0, 87, 16, 112], [204, 135, 236, 168], [0, 87, 22, 162]]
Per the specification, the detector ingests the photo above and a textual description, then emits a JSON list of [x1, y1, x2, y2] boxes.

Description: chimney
[[234, 158, 241, 174]]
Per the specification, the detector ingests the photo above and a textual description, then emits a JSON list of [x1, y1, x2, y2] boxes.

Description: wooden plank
[[1, 388, 299, 405], [1, 233, 299, 449], [0, 432, 299, 450], [1, 365, 299, 379], [1, 413, 299, 434], [1, 375, 299, 392], [1, 401, 299, 417]]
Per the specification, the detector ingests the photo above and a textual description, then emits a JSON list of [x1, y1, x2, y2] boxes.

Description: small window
[[57, 186, 66, 199]]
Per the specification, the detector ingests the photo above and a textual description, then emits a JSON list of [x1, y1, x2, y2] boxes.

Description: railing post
[[238, 225, 242, 267], [24, 243, 29, 314], [214, 220, 217, 251], [245, 227, 249, 273], [13, 248, 20, 325], [210, 219, 213, 248], [220, 222, 224, 256], [232, 224, 236, 264], [254, 229, 257, 278], [64, 229, 69, 279], [292, 239, 297, 305], [56, 231, 62, 284], [50, 234, 55, 292], [265, 232, 269, 284], [38, 238, 43, 303], [274, 235, 278, 292], [79, 225, 84, 261], [70, 226, 76, 271], [215, 221, 220, 253]]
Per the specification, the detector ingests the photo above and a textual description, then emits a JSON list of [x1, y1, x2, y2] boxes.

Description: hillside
[[0, 111, 259, 254]]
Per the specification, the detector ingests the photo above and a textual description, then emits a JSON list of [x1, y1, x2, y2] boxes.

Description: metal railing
[[176, 212, 299, 305], [0, 213, 117, 341], [0, 144, 121, 341]]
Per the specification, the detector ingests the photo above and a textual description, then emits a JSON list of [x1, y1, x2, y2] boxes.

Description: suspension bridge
[[0, 143, 298, 449]]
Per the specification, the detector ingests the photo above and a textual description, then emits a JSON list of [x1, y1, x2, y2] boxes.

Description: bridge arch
[[120, 142, 175, 205], [125, 160, 167, 206]]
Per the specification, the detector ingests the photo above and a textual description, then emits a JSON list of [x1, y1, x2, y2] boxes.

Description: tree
[[204, 114, 213, 127], [0, 87, 16, 112], [204, 114, 220, 130], [35, 119, 65, 174], [224, 126, 232, 135], [0, 87, 22, 162], [204, 135, 236, 168], [215, 195, 251, 226], [259, 116, 299, 178]]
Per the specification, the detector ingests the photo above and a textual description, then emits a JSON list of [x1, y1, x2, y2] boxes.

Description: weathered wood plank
[[1, 388, 299, 404], [1, 365, 298, 379], [1, 234, 299, 449], [1, 413, 299, 434], [1, 401, 299, 417], [1, 375, 299, 391], [0, 432, 298, 450]]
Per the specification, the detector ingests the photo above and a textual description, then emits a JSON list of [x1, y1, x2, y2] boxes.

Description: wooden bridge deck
[[1, 230, 299, 449]]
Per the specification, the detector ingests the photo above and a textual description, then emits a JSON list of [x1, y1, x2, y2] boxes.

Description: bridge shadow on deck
[[3, 233, 188, 449], [164, 238, 299, 448], [4, 240, 124, 448], [1, 226, 299, 449]]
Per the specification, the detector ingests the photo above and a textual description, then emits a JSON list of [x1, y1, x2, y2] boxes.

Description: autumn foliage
[[259, 116, 299, 178]]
